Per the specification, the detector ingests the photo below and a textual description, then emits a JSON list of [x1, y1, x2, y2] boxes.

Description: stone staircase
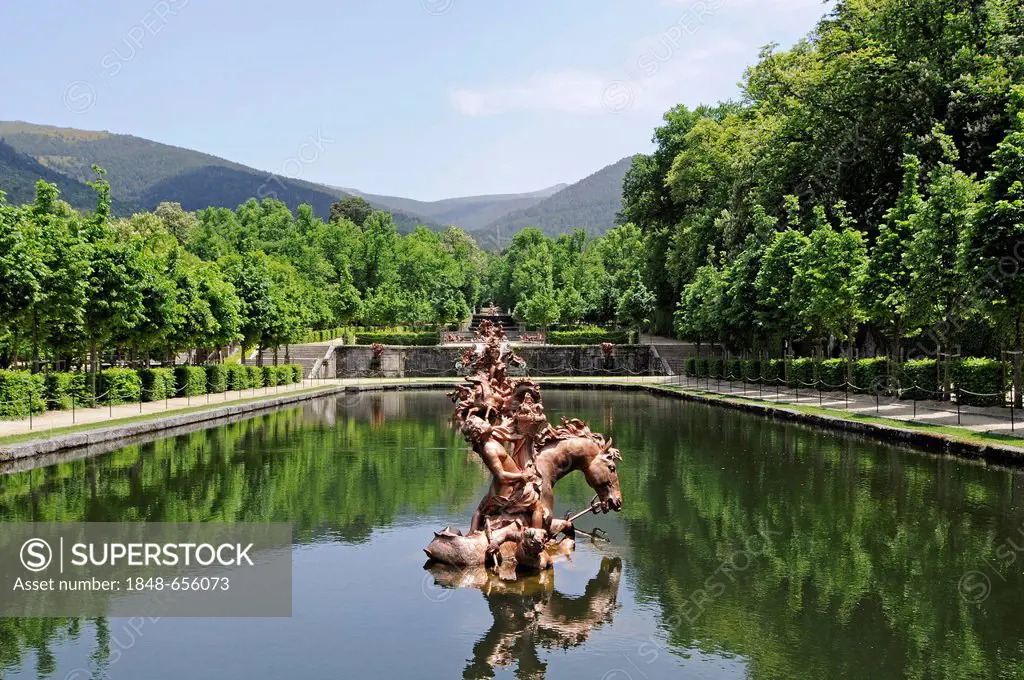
[[650, 344, 698, 375], [250, 344, 332, 378]]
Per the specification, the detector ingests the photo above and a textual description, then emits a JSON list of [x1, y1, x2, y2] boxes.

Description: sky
[[0, 0, 833, 201]]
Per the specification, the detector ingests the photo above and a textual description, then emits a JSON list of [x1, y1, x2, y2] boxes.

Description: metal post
[[875, 389, 879, 414], [1012, 398, 1015, 433], [72, 394, 76, 424], [844, 383, 849, 410], [956, 387, 962, 425], [818, 381, 822, 407]]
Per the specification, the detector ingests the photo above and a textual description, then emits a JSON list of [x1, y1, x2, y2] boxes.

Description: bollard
[[956, 388, 961, 425], [844, 383, 849, 410]]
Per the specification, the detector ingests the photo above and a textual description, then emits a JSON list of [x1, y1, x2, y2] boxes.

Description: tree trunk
[[90, 341, 99, 398], [31, 309, 40, 374], [1015, 313, 1023, 409]]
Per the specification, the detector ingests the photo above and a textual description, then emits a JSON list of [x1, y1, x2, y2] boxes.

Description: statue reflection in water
[[426, 556, 623, 679]]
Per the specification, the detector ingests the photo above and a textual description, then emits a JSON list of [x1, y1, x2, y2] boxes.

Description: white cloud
[[449, 69, 611, 116], [449, 40, 745, 117]]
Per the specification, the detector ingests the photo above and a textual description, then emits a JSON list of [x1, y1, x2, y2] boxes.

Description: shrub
[[685, 357, 697, 377], [204, 365, 228, 394], [742, 359, 761, 384], [289, 364, 303, 383], [695, 358, 708, 378], [354, 331, 439, 346], [44, 372, 79, 410], [818, 359, 848, 391], [788, 358, 818, 388], [726, 359, 743, 380], [762, 359, 784, 385], [275, 365, 292, 385], [899, 359, 939, 400], [227, 365, 250, 391], [547, 327, 629, 345], [954, 358, 1005, 407], [97, 368, 142, 405], [262, 366, 279, 387], [174, 366, 207, 398], [707, 358, 724, 379], [138, 368, 176, 402], [852, 358, 889, 394], [246, 365, 264, 388], [0, 370, 45, 419]]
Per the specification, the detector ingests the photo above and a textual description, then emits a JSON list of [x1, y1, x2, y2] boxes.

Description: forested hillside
[[343, 185, 567, 231], [0, 122, 437, 232], [0, 138, 135, 213], [475, 157, 633, 249]]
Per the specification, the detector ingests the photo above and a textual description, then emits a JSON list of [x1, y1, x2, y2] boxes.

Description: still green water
[[1, 390, 1024, 679]]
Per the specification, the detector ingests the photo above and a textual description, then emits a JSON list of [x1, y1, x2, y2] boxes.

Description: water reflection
[[427, 557, 622, 679]]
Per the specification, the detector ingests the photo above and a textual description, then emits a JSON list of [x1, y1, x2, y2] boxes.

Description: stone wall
[[333, 345, 662, 378]]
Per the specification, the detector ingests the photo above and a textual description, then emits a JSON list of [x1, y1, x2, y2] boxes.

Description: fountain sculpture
[[424, 321, 623, 577]]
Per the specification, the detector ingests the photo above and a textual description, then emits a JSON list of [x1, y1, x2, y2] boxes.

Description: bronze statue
[[427, 321, 623, 577]]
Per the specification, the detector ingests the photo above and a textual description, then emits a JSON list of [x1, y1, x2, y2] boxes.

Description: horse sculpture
[[425, 321, 623, 577]]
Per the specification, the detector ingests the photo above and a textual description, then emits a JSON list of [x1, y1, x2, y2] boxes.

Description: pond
[[1, 390, 1023, 679]]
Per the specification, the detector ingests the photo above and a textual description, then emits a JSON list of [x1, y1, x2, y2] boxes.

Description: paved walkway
[[663, 374, 1024, 438], [0, 379, 349, 438]]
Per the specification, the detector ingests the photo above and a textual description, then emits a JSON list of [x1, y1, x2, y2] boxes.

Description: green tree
[[330, 196, 374, 227]]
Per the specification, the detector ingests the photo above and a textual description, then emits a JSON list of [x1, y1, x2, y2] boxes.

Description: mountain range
[[0, 121, 632, 248]]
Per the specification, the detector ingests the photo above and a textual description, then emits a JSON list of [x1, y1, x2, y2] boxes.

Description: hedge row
[[547, 328, 629, 345], [682, 357, 1008, 406], [355, 332, 439, 346], [292, 327, 357, 345], [0, 364, 305, 420]]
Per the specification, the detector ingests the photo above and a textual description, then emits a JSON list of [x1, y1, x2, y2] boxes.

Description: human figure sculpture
[[428, 321, 623, 577]]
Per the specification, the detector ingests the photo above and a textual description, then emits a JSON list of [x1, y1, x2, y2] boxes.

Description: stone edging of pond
[[575, 382, 1024, 467], [3, 380, 1022, 468]]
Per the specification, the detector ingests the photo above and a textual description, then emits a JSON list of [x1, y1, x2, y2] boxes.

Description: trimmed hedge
[[0, 370, 46, 418], [355, 332, 439, 346], [725, 359, 743, 381], [247, 365, 264, 388], [762, 359, 784, 385], [819, 359, 848, 391], [204, 364, 228, 394], [707, 358, 724, 379], [43, 372, 85, 410], [852, 358, 889, 394], [547, 328, 629, 345], [695, 358, 709, 378], [262, 366, 279, 387], [788, 358, 818, 388], [289, 364, 303, 383], [174, 366, 207, 398], [226, 365, 250, 391], [138, 368, 176, 402], [685, 357, 697, 377], [97, 368, 142, 405], [899, 359, 938, 400], [954, 358, 1005, 407], [742, 359, 761, 384]]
